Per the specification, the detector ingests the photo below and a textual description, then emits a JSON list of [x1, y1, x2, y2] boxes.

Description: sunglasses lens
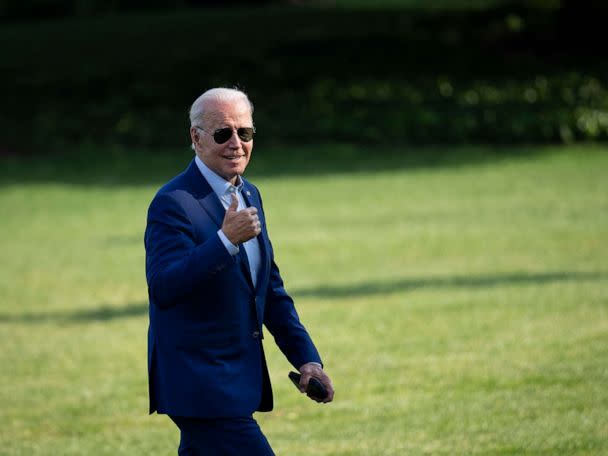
[[237, 128, 255, 142], [213, 128, 233, 144], [212, 127, 255, 144]]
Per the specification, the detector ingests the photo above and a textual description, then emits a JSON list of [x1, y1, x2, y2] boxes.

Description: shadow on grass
[[0, 270, 603, 325], [0, 302, 148, 325], [291, 270, 606, 299], [0, 143, 567, 188]]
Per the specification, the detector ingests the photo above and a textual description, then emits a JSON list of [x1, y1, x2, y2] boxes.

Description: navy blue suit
[[145, 159, 322, 422]]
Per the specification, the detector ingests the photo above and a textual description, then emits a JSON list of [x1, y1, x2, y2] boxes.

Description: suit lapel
[[241, 181, 270, 297], [198, 191, 225, 228], [236, 246, 253, 290], [183, 160, 226, 228], [241, 181, 268, 329]]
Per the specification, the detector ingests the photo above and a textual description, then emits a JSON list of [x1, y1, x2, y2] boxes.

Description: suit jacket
[[144, 159, 322, 418]]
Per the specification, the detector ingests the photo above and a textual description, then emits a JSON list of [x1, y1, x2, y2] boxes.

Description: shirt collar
[[195, 155, 243, 200]]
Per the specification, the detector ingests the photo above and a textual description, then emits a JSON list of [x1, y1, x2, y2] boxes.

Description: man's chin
[[222, 170, 243, 184], [226, 165, 245, 176]]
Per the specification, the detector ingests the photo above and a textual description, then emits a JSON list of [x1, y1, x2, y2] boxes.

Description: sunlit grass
[[1, 145, 607, 455]]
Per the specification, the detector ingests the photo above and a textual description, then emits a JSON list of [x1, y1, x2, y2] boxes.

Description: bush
[[1, 4, 607, 152]]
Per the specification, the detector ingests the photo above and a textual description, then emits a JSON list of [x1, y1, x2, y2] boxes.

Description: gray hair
[[189, 87, 254, 150], [189, 87, 254, 128]]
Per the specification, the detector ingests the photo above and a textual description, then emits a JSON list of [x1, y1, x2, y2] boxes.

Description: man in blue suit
[[145, 87, 334, 455]]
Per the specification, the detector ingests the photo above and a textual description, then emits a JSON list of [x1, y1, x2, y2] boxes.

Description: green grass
[[1, 145, 607, 455]]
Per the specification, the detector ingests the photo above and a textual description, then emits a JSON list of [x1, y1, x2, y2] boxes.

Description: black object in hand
[[288, 371, 328, 400]]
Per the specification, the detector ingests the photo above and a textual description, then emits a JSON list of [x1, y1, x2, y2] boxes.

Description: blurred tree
[[0, 0, 277, 22], [2, 0, 607, 151], [558, 0, 606, 53]]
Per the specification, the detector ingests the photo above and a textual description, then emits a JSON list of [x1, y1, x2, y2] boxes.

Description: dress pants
[[169, 415, 275, 456]]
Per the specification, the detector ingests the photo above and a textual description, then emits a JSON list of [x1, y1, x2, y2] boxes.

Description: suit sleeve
[[145, 192, 234, 308], [257, 189, 323, 369]]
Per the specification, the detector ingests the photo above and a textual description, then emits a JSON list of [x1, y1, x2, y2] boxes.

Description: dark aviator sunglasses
[[196, 126, 255, 144]]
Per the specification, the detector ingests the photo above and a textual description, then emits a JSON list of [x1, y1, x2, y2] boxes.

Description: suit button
[[252, 331, 260, 339]]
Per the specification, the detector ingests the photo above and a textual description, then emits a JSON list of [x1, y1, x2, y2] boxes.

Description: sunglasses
[[197, 126, 255, 144]]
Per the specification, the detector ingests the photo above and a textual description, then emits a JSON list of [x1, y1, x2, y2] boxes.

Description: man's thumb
[[228, 192, 239, 212]]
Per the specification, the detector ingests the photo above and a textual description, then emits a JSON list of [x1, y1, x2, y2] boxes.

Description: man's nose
[[227, 130, 241, 148]]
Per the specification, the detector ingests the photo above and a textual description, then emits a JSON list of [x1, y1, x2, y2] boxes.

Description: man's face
[[190, 99, 253, 184]]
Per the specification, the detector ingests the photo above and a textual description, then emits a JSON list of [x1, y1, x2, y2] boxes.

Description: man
[[144, 87, 334, 455]]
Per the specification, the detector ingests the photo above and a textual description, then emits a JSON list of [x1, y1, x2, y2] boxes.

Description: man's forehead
[[209, 99, 250, 115], [203, 101, 252, 126]]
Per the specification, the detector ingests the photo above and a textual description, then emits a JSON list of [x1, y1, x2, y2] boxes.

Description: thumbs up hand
[[222, 192, 261, 244], [227, 192, 239, 213]]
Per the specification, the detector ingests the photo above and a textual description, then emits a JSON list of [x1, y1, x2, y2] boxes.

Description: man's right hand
[[222, 193, 261, 245]]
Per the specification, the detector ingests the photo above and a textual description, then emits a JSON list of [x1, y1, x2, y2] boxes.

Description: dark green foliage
[[1, 3, 607, 152]]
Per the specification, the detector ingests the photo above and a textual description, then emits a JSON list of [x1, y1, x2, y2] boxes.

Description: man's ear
[[190, 127, 200, 146]]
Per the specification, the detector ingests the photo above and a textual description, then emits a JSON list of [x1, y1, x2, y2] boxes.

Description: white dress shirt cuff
[[217, 229, 239, 256]]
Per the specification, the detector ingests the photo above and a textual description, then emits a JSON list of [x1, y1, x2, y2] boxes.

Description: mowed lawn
[[0, 145, 606, 455]]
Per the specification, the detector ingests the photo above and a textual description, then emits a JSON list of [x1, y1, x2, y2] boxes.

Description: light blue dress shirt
[[195, 155, 262, 288]]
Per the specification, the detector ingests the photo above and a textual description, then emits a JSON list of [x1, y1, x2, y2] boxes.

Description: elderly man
[[144, 87, 334, 455]]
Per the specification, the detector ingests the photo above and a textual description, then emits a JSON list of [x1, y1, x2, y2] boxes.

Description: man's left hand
[[298, 362, 334, 403]]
